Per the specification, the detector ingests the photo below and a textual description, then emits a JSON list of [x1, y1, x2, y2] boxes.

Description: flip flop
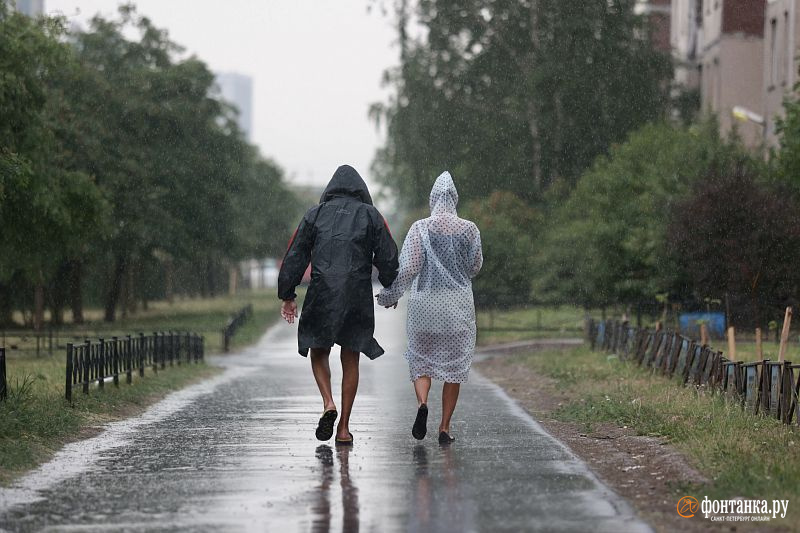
[[412, 404, 428, 440], [315, 409, 338, 441], [438, 431, 455, 445], [335, 432, 354, 446]]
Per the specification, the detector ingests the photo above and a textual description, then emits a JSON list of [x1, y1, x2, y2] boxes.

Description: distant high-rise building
[[216, 72, 253, 142], [12, 0, 44, 16]]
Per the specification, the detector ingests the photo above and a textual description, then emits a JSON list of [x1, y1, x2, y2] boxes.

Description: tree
[[0, 7, 107, 328], [372, 0, 673, 209], [461, 191, 541, 307], [534, 120, 750, 310], [668, 163, 800, 328]]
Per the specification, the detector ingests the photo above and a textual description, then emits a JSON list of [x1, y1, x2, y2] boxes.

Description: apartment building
[[701, 0, 767, 147], [671, 0, 800, 149], [763, 0, 800, 147], [638, 0, 673, 53], [671, 0, 703, 88]]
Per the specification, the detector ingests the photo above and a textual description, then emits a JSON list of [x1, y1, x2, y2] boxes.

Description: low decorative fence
[[587, 318, 800, 426], [222, 304, 253, 352], [0, 347, 6, 401], [65, 331, 204, 402]]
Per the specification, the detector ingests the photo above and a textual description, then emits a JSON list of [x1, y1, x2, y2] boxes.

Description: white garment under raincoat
[[377, 172, 483, 383]]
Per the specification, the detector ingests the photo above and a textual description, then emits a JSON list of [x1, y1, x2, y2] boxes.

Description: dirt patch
[[475, 354, 783, 533]]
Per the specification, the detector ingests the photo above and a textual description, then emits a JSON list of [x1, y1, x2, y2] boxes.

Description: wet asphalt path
[[0, 301, 651, 532]]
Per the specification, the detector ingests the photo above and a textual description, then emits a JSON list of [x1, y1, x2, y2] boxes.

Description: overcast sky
[[45, 0, 399, 189]]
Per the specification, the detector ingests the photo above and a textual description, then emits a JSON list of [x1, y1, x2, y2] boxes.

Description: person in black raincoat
[[278, 164, 399, 444]]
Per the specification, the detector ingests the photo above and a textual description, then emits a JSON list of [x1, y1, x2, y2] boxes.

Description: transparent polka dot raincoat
[[377, 172, 483, 383]]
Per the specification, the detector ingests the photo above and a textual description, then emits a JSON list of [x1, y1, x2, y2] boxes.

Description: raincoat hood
[[320, 165, 373, 205], [429, 171, 459, 215]]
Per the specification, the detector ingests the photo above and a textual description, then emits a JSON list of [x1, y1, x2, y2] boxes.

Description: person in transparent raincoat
[[377, 171, 483, 444]]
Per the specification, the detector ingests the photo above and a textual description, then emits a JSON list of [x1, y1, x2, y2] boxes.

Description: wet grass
[[1, 289, 289, 358], [518, 346, 800, 529], [0, 289, 291, 485], [0, 361, 218, 485], [476, 305, 587, 346]]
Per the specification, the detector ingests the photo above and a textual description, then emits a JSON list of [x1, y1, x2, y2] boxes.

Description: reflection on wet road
[[0, 302, 651, 532]]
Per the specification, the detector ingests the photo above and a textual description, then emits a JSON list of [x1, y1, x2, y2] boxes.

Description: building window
[[783, 11, 790, 85], [770, 18, 778, 88]]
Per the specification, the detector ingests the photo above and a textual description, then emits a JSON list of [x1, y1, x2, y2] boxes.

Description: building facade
[[215, 72, 254, 142], [701, 0, 767, 147], [671, 0, 800, 149], [763, 0, 800, 147], [638, 0, 674, 52], [671, 0, 703, 88]]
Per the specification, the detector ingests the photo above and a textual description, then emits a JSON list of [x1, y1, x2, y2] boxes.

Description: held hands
[[375, 293, 397, 309], [281, 299, 298, 324]]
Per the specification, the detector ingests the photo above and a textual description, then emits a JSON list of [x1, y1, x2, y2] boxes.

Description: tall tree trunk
[[104, 255, 126, 323], [527, 2, 542, 193], [34, 270, 45, 332], [164, 257, 175, 304], [0, 282, 13, 327], [229, 265, 238, 296], [69, 259, 84, 324], [49, 262, 70, 327], [206, 258, 217, 298]]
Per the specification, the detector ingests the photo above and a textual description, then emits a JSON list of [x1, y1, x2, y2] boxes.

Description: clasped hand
[[375, 294, 397, 309]]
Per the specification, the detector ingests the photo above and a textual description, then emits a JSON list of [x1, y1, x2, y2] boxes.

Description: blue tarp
[[679, 312, 726, 338]]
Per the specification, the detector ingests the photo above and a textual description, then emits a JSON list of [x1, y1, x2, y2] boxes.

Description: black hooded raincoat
[[278, 165, 399, 359]]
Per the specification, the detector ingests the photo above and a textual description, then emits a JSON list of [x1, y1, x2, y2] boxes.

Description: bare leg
[[413, 376, 432, 406], [439, 382, 461, 433], [337, 347, 360, 440], [310, 348, 336, 412]]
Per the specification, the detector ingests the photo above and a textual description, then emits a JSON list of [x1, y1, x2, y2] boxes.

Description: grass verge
[[0, 288, 290, 485], [519, 346, 799, 528], [476, 305, 586, 346], [0, 361, 217, 485]]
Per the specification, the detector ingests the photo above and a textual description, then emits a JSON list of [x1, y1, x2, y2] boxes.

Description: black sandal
[[315, 409, 338, 441], [438, 431, 455, 445], [335, 432, 354, 446], [412, 404, 428, 440]]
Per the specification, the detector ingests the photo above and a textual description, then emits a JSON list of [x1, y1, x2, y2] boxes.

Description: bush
[[462, 191, 542, 308]]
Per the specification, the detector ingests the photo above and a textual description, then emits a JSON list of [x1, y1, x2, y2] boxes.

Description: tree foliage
[[534, 120, 754, 310], [461, 191, 541, 307], [373, 0, 673, 208], [667, 163, 800, 327], [0, 5, 299, 325]]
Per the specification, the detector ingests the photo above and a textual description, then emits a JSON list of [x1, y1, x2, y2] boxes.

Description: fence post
[[126, 335, 133, 384], [151, 333, 158, 374], [112, 337, 119, 387], [83, 340, 90, 394], [778, 307, 793, 363], [0, 347, 7, 401], [160, 332, 166, 369], [139, 333, 146, 377], [98, 338, 105, 389], [65, 343, 73, 402]]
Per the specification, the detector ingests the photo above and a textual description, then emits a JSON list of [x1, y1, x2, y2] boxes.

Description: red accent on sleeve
[[286, 227, 299, 252], [382, 217, 393, 237]]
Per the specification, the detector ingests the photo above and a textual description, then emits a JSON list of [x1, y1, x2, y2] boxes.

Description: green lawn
[[0, 288, 287, 485], [517, 346, 799, 529], [476, 305, 587, 346]]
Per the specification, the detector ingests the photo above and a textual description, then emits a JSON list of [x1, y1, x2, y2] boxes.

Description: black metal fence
[[587, 319, 800, 426], [222, 304, 253, 352], [0, 347, 7, 401], [65, 331, 204, 402]]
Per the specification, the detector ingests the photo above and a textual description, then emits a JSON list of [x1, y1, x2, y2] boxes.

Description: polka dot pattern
[[377, 171, 483, 383]]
